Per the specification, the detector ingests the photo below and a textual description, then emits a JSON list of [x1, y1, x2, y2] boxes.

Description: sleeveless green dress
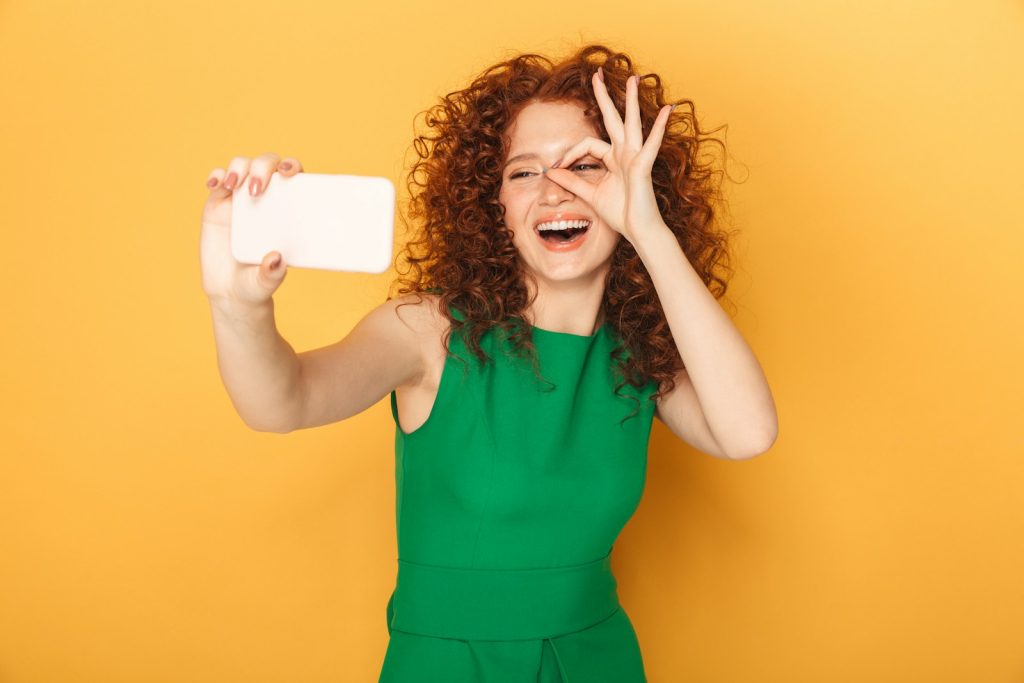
[[379, 304, 658, 682]]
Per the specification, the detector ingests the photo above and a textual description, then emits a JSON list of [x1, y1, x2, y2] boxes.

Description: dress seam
[[465, 333, 500, 569]]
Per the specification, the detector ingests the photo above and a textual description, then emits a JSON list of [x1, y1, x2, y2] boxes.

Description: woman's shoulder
[[383, 292, 459, 391], [385, 291, 452, 339]]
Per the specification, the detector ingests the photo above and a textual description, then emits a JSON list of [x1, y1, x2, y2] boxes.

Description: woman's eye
[[508, 163, 601, 180]]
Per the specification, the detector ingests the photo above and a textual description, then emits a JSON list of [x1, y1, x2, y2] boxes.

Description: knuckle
[[255, 151, 280, 164]]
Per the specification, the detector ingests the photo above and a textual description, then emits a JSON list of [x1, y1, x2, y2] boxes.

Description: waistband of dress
[[386, 550, 621, 641]]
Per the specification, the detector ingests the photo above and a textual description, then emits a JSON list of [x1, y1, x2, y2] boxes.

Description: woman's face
[[498, 99, 620, 289]]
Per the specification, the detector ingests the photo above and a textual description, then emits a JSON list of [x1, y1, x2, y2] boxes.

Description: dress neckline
[[530, 321, 608, 340], [445, 302, 607, 341]]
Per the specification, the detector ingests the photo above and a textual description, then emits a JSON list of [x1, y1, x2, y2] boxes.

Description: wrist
[[208, 295, 274, 320], [628, 220, 675, 259]]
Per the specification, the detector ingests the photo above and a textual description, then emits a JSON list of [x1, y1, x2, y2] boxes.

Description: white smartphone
[[230, 171, 395, 274]]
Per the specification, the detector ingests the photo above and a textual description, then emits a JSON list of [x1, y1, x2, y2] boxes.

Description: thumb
[[258, 251, 287, 288]]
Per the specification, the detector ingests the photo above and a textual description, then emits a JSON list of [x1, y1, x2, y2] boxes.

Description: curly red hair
[[389, 43, 739, 422]]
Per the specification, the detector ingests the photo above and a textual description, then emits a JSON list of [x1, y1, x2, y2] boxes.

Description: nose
[[539, 170, 574, 204]]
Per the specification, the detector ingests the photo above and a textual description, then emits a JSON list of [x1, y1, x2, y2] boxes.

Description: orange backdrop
[[1, 0, 1022, 681]]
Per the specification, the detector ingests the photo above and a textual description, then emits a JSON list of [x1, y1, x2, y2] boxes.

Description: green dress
[[379, 304, 658, 682]]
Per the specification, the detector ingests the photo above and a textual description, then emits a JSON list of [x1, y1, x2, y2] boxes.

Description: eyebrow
[[502, 153, 541, 170], [502, 151, 599, 170]]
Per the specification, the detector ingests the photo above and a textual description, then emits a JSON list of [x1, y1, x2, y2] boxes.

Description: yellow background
[[2, 0, 1022, 681]]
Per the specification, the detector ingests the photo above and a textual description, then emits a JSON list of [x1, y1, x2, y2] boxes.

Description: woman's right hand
[[199, 152, 304, 307]]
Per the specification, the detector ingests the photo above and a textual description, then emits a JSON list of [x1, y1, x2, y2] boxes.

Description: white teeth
[[537, 220, 590, 231]]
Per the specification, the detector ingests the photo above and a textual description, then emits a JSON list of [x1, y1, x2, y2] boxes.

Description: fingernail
[[207, 177, 218, 188], [224, 172, 237, 189], [552, 157, 563, 169], [597, 66, 604, 82], [249, 177, 261, 196], [269, 255, 281, 269], [279, 161, 292, 171]]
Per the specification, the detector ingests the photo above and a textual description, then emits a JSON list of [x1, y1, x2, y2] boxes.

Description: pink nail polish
[[250, 178, 261, 196]]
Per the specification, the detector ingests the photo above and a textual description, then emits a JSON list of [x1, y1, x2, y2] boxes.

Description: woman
[[201, 44, 777, 683]]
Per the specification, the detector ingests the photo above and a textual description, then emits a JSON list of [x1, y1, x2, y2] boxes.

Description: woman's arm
[[542, 71, 777, 460], [208, 297, 306, 433], [291, 294, 429, 432], [632, 224, 778, 459], [208, 294, 427, 434]]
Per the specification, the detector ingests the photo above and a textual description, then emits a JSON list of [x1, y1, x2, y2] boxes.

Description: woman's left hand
[[543, 67, 673, 245]]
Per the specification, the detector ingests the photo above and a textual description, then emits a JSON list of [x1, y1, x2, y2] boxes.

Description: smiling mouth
[[535, 220, 591, 243]]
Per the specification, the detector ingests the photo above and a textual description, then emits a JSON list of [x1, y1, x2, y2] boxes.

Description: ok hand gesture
[[543, 67, 673, 245]]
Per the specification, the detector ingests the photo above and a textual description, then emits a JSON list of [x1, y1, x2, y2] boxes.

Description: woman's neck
[[525, 277, 607, 336]]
